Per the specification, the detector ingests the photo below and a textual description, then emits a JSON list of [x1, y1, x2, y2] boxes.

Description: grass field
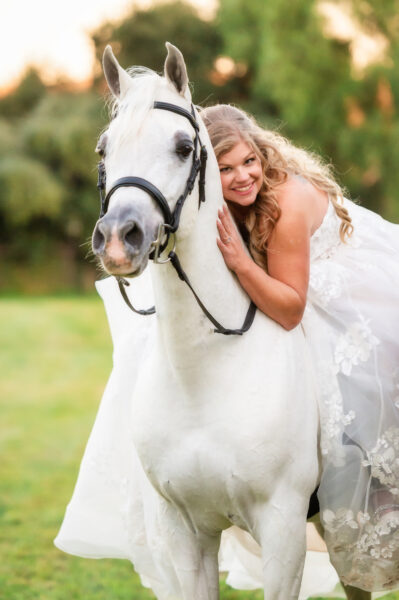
[[1, 296, 398, 600]]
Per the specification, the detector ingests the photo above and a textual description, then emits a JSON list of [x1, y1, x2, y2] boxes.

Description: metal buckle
[[151, 223, 176, 263]]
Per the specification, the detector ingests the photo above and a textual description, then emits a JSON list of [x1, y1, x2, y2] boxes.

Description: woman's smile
[[218, 141, 263, 207], [232, 181, 255, 195]]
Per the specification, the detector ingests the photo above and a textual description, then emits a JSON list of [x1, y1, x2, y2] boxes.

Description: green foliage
[[217, 0, 399, 220], [0, 155, 63, 225], [0, 119, 22, 156], [226, 0, 350, 140], [92, 0, 223, 103], [22, 92, 103, 179], [0, 91, 104, 290], [0, 68, 46, 118], [350, 0, 399, 39]]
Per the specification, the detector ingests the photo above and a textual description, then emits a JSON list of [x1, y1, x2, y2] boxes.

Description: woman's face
[[218, 141, 262, 208]]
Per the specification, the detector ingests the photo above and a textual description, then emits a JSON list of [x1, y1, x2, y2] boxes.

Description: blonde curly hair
[[200, 104, 353, 270]]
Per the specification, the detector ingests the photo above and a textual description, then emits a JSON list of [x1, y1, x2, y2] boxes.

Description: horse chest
[[134, 426, 250, 527], [132, 402, 288, 514]]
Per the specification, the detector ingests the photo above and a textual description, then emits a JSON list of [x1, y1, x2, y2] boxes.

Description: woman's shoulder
[[274, 175, 329, 235]]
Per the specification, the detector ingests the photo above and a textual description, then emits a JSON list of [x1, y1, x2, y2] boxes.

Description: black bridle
[[96, 101, 256, 335]]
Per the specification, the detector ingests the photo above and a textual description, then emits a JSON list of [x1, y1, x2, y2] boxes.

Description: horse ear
[[164, 42, 190, 99], [102, 45, 132, 99]]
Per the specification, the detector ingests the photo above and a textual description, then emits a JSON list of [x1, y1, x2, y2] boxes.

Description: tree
[[0, 68, 46, 119], [217, 0, 399, 219], [0, 91, 105, 291], [338, 0, 399, 218], [92, 1, 223, 104], [0, 156, 63, 226]]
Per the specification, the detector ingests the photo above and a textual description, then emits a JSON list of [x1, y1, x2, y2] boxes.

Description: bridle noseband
[[96, 101, 256, 335]]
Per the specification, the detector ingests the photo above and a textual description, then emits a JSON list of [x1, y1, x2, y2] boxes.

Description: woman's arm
[[217, 182, 316, 330]]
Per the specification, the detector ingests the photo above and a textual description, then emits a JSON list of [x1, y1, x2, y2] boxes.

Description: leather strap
[[116, 251, 256, 336], [154, 101, 199, 131], [169, 251, 257, 335], [116, 277, 155, 315], [103, 177, 173, 225]]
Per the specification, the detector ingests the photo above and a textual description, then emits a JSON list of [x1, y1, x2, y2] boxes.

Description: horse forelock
[[106, 68, 172, 150]]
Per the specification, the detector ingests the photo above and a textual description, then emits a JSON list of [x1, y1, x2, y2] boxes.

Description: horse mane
[[106, 67, 166, 148]]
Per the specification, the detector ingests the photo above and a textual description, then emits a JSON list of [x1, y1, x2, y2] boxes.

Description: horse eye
[[176, 142, 193, 159], [95, 133, 108, 157]]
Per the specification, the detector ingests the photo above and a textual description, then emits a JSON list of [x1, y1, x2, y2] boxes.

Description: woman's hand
[[216, 204, 250, 273]]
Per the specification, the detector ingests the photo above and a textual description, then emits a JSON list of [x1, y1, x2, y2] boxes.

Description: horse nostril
[[92, 224, 105, 255], [124, 224, 144, 251]]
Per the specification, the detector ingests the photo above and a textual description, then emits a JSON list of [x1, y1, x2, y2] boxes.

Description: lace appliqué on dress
[[308, 263, 346, 308], [322, 427, 399, 590], [315, 317, 379, 460], [323, 508, 399, 590], [362, 428, 399, 494], [334, 319, 380, 377], [317, 361, 355, 462]]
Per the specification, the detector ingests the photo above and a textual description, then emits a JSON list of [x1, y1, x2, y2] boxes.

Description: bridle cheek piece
[[96, 101, 256, 335]]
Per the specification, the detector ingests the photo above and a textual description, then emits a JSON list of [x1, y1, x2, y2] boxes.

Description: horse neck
[[150, 149, 251, 363]]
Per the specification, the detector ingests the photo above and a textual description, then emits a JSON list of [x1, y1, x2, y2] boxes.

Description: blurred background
[[1, 0, 398, 293], [1, 1, 399, 599]]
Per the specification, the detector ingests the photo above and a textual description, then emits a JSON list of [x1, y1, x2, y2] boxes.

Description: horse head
[[92, 43, 204, 277]]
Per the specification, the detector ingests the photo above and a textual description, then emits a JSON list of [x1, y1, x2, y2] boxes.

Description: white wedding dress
[[55, 197, 399, 596], [303, 198, 399, 592]]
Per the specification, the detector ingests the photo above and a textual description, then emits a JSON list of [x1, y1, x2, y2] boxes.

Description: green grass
[[0, 296, 398, 600]]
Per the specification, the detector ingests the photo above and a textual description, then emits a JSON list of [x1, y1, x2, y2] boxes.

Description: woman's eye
[[245, 157, 255, 165], [219, 167, 231, 173]]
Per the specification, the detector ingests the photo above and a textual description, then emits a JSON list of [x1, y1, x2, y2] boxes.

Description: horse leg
[[171, 529, 220, 600], [160, 501, 221, 600], [252, 497, 308, 600]]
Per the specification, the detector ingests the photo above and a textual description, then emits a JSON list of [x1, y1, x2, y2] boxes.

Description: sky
[[0, 0, 216, 92]]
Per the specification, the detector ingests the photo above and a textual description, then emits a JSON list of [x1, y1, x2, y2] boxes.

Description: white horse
[[90, 43, 370, 600]]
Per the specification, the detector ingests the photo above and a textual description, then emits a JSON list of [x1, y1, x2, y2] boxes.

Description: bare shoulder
[[273, 175, 328, 236], [275, 175, 316, 213]]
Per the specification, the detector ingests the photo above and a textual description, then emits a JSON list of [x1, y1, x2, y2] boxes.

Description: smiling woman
[[217, 142, 263, 207]]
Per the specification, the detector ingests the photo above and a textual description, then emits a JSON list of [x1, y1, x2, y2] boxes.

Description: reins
[[96, 101, 256, 336]]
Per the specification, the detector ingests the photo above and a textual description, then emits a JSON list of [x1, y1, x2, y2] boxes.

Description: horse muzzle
[[92, 209, 155, 276]]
